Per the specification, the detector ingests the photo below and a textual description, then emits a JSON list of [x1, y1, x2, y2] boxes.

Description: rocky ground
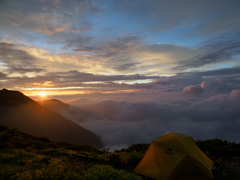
[[212, 157, 240, 180]]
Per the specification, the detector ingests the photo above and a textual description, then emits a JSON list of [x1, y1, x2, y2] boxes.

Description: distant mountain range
[[0, 89, 103, 148], [38, 99, 70, 112], [38, 99, 96, 123]]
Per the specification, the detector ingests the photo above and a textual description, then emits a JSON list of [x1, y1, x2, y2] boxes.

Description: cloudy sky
[[1, 0, 240, 149]]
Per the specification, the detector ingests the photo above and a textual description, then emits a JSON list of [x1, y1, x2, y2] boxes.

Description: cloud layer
[[50, 85, 240, 151]]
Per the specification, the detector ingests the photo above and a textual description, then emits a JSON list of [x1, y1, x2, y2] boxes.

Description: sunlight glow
[[40, 92, 46, 97]]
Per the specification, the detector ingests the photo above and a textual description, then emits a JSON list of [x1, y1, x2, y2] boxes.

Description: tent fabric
[[134, 132, 214, 180]]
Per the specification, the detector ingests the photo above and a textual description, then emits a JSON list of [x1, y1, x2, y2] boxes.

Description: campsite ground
[[1, 125, 240, 180], [124, 157, 240, 180], [211, 156, 240, 180]]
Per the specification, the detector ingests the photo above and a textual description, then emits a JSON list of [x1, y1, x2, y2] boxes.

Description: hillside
[[37, 99, 95, 122], [0, 125, 240, 180], [0, 89, 102, 148], [0, 125, 142, 180], [38, 99, 70, 112]]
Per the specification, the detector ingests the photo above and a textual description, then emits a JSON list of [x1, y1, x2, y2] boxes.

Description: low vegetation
[[0, 125, 142, 180], [0, 125, 240, 179], [195, 139, 240, 157]]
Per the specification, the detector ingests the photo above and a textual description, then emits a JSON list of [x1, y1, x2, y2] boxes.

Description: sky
[[1, 0, 240, 149]]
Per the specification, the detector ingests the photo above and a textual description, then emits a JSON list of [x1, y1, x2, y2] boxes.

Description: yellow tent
[[134, 132, 214, 180]]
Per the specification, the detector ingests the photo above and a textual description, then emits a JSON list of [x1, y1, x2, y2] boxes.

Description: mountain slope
[[38, 99, 70, 112], [0, 89, 103, 148], [38, 99, 95, 123]]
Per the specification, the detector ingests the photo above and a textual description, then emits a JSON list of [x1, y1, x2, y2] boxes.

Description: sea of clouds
[[56, 82, 240, 151]]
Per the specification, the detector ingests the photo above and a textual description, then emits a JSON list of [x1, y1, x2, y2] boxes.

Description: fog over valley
[[41, 82, 240, 151]]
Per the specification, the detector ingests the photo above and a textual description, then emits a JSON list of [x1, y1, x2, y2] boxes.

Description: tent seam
[[171, 133, 189, 156], [153, 142, 162, 179], [171, 134, 213, 178], [192, 158, 214, 178]]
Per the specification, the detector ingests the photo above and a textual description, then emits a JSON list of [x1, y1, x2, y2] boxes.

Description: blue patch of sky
[[88, 14, 141, 40], [85, 1, 149, 41], [86, 1, 213, 49], [185, 63, 237, 72], [233, 54, 240, 58], [12, 30, 70, 54], [146, 31, 204, 48], [2, 29, 50, 49], [145, 19, 209, 47]]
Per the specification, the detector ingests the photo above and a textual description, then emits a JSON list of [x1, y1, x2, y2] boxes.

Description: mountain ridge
[[0, 89, 103, 148], [38, 99, 70, 112], [38, 98, 95, 123]]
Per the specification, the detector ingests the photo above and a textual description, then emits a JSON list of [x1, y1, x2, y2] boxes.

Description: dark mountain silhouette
[[38, 99, 70, 112], [38, 99, 95, 123], [0, 89, 103, 148]]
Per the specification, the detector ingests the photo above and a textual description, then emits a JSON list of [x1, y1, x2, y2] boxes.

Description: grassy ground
[[0, 125, 142, 180], [1, 125, 240, 180]]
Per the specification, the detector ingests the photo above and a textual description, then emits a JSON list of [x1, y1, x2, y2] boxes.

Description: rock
[[21, 168, 32, 173], [109, 154, 124, 168], [222, 171, 228, 176]]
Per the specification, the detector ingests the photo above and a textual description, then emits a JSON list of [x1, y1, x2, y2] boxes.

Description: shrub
[[0, 131, 11, 141], [195, 139, 240, 157], [80, 165, 142, 180], [39, 148, 65, 157], [0, 149, 35, 166], [125, 151, 144, 167], [116, 143, 150, 153], [0, 165, 22, 180], [36, 136, 51, 143]]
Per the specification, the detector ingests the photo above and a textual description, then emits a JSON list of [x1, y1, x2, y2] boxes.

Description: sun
[[40, 92, 46, 97]]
